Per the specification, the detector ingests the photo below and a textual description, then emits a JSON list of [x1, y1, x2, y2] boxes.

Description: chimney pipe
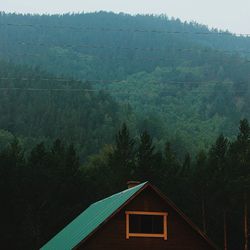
[[127, 181, 141, 189]]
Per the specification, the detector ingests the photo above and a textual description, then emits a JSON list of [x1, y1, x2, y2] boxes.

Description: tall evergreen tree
[[109, 123, 135, 189], [192, 150, 209, 234], [0, 139, 26, 249], [135, 130, 160, 182], [229, 119, 250, 250], [208, 134, 230, 250], [160, 142, 182, 200]]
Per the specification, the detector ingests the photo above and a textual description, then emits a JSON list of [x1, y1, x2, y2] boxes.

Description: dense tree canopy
[[0, 120, 249, 249], [0, 60, 124, 158], [1, 12, 250, 153], [0, 12, 250, 250]]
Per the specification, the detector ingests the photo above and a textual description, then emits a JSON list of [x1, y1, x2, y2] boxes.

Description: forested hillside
[[0, 60, 123, 158], [1, 11, 250, 153], [1, 12, 250, 79], [0, 11, 250, 250]]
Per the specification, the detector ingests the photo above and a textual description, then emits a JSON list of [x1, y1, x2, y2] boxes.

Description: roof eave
[[148, 183, 219, 250]]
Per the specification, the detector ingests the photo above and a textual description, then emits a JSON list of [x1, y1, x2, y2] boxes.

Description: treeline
[[0, 139, 85, 249], [1, 120, 249, 249]]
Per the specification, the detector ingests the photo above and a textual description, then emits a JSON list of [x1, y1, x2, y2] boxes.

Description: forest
[[0, 60, 125, 159], [1, 12, 250, 154], [1, 120, 250, 249], [0, 11, 250, 249]]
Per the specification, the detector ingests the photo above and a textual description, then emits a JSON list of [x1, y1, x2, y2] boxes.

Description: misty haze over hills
[[1, 12, 250, 154]]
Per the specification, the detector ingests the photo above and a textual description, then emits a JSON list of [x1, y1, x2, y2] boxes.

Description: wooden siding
[[76, 187, 216, 250]]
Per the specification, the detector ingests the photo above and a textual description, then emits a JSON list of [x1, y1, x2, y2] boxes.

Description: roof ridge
[[91, 181, 148, 206]]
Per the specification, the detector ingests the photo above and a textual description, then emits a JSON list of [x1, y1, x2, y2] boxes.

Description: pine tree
[[193, 150, 208, 234], [135, 130, 159, 182], [160, 142, 181, 200], [208, 134, 230, 250], [109, 123, 135, 189], [230, 119, 250, 250], [0, 138, 26, 249]]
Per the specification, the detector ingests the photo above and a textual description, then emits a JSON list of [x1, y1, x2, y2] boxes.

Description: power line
[[0, 86, 248, 96], [0, 77, 119, 83], [9, 41, 250, 54], [0, 86, 132, 95], [0, 87, 99, 92], [0, 77, 81, 83], [0, 86, 146, 96], [15, 41, 192, 52], [1, 22, 250, 37], [0, 77, 249, 85], [1, 52, 250, 64], [0, 53, 183, 63], [0, 87, 169, 96], [0, 53, 183, 64]]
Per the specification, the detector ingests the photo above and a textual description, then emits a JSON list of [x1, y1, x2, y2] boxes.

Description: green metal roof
[[41, 182, 147, 250]]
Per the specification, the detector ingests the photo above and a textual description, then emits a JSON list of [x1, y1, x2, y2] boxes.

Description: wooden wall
[[76, 187, 216, 250]]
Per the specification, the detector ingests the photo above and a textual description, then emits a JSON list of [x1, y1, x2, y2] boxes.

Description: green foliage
[[0, 60, 123, 158], [0, 120, 250, 249], [1, 12, 250, 154], [135, 131, 159, 182], [1, 12, 250, 249], [108, 123, 136, 190], [0, 129, 14, 150]]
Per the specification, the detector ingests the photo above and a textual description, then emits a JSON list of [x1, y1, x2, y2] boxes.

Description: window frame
[[125, 211, 168, 240]]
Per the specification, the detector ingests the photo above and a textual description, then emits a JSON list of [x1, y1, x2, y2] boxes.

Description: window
[[125, 211, 168, 240]]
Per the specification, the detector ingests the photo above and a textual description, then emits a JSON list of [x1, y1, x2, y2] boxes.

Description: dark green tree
[[192, 150, 208, 234], [109, 123, 135, 190], [135, 130, 160, 182], [0, 139, 26, 249], [208, 134, 230, 250], [229, 119, 250, 250]]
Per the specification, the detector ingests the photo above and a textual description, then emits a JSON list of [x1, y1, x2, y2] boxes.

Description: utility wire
[[0, 77, 247, 85], [0, 77, 248, 94], [0, 86, 248, 96], [0, 87, 98, 92], [6, 41, 250, 54], [1, 52, 250, 63], [0, 53, 184, 63], [1, 22, 250, 37]]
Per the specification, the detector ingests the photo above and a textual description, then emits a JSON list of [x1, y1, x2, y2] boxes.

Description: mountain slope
[[1, 12, 250, 80], [0, 60, 122, 158], [1, 12, 250, 153]]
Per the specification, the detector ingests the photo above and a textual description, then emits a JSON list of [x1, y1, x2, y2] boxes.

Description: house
[[41, 181, 218, 250]]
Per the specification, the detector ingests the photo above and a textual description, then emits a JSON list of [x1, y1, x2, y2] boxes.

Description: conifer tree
[[229, 119, 250, 250], [193, 150, 208, 234], [135, 130, 159, 182], [208, 134, 230, 250], [109, 123, 135, 189]]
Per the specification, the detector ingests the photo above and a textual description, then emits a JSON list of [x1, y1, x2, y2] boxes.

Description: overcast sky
[[0, 0, 250, 34]]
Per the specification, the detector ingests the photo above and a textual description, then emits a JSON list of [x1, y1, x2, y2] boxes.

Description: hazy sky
[[0, 0, 250, 34]]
